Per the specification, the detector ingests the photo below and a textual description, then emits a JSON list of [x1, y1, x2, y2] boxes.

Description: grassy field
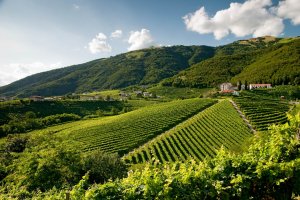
[[124, 100, 252, 163], [90, 89, 121, 99]]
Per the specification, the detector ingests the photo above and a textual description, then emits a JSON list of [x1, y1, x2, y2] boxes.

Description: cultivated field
[[68, 98, 216, 155], [233, 95, 289, 131], [124, 100, 252, 163]]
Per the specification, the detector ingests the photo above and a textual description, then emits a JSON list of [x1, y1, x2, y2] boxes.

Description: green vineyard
[[124, 100, 252, 164], [233, 95, 289, 131], [71, 98, 215, 155]]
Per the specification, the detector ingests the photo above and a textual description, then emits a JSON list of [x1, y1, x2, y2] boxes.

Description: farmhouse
[[44, 97, 54, 101], [29, 96, 44, 101], [143, 92, 151, 97], [80, 95, 101, 101], [119, 92, 130, 97], [220, 83, 233, 91], [0, 96, 11, 101], [249, 84, 272, 90]]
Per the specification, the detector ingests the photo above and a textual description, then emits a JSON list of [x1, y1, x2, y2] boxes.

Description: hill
[[0, 36, 299, 97], [231, 39, 300, 85], [163, 36, 300, 88], [0, 46, 214, 97]]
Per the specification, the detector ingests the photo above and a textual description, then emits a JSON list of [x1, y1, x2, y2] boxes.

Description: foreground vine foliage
[[32, 114, 300, 200]]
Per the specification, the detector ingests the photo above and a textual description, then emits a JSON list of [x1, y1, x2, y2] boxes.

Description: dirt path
[[230, 99, 256, 133]]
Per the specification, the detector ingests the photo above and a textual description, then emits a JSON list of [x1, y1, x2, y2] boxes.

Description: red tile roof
[[221, 90, 234, 93]]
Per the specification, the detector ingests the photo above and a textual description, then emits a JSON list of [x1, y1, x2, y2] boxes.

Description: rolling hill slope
[[163, 37, 300, 88], [0, 36, 299, 97], [68, 98, 215, 155], [231, 39, 300, 84], [0, 46, 214, 97], [124, 100, 252, 163]]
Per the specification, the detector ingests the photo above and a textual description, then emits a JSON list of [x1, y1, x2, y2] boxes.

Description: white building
[[220, 83, 233, 91], [249, 84, 272, 90]]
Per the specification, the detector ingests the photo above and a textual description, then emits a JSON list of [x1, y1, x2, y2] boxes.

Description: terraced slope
[[124, 100, 252, 164], [233, 95, 289, 131], [70, 98, 215, 155]]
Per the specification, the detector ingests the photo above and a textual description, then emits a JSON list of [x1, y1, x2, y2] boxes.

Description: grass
[[90, 89, 121, 99], [278, 37, 299, 44], [148, 85, 214, 100], [290, 103, 300, 116]]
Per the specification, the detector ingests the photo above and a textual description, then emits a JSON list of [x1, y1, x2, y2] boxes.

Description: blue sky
[[0, 0, 299, 86]]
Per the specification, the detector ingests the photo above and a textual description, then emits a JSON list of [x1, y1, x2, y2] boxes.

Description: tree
[[294, 77, 300, 86], [237, 80, 242, 91], [244, 80, 248, 90]]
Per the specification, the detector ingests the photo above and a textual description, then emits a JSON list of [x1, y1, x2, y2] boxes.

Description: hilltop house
[[220, 83, 233, 91], [249, 84, 272, 90]]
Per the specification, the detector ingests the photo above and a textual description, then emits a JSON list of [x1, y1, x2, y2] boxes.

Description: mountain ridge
[[0, 36, 299, 97]]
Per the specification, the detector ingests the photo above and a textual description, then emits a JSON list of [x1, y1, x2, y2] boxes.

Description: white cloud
[[0, 62, 63, 86], [276, 0, 300, 25], [88, 33, 112, 54], [96, 33, 107, 40], [183, 0, 284, 40], [128, 29, 154, 51], [110, 30, 123, 38], [73, 4, 80, 10]]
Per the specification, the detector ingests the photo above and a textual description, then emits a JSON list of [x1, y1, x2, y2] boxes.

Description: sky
[[0, 0, 299, 86]]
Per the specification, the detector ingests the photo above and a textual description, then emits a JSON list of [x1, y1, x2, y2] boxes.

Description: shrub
[[4, 148, 83, 192], [5, 135, 29, 153], [82, 150, 128, 184]]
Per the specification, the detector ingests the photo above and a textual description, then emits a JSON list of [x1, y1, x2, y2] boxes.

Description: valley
[[0, 36, 299, 199]]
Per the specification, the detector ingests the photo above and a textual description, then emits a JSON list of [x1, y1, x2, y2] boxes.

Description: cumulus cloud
[[0, 62, 63, 86], [110, 30, 123, 38], [88, 33, 112, 54], [95, 33, 107, 40], [183, 0, 284, 40], [276, 0, 300, 25], [128, 29, 154, 51]]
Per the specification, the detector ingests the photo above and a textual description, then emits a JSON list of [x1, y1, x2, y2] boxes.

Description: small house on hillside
[[220, 83, 233, 91], [29, 96, 44, 102], [44, 97, 54, 101], [0, 96, 10, 102], [249, 84, 272, 90], [80, 95, 101, 101], [143, 92, 151, 97]]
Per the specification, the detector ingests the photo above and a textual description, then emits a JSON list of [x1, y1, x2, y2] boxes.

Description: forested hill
[[0, 36, 299, 97], [162, 36, 300, 87], [0, 46, 214, 97]]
